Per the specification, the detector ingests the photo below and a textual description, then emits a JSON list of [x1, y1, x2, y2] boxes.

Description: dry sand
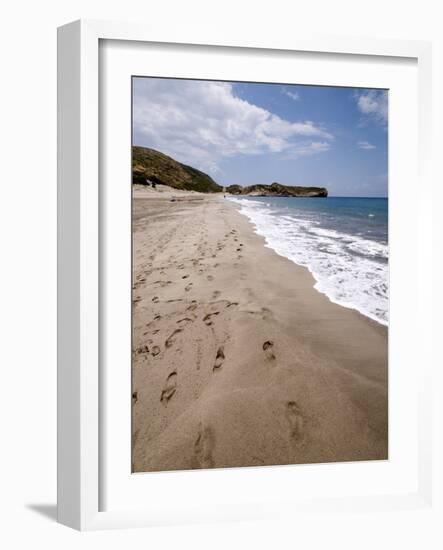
[[132, 192, 388, 472]]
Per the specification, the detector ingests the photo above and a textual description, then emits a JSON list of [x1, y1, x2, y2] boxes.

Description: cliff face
[[132, 146, 222, 193], [226, 182, 328, 197]]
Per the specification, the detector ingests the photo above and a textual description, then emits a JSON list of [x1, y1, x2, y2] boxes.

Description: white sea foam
[[230, 198, 388, 325]]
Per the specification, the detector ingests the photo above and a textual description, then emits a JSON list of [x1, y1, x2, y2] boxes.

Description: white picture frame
[[57, 19, 433, 531]]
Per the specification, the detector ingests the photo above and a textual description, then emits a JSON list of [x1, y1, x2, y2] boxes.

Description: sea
[[230, 196, 388, 326]]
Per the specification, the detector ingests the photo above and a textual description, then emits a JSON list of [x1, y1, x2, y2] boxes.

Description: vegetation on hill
[[132, 147, 327, 197], [132, 146, 222, 193], [226, 182, 328, 197]]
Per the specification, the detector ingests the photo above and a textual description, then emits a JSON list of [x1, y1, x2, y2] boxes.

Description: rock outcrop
[[226, 182, 328, 197]]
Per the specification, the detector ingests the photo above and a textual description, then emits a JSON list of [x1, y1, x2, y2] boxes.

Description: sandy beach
[[132, 189, 388, 472]]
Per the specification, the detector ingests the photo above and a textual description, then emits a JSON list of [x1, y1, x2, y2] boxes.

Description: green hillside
[[132, 146, 222, 193]]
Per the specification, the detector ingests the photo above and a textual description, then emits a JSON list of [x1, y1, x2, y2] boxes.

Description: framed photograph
[[57, 19, 433, 530]]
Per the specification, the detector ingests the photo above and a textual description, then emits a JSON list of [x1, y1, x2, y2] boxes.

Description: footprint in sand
[[177, 317, 193, 325], [165, 328, 183, 348], [212, 290, 221, 299], [135, 345, 150, 355], [160, 372, 177, 405], [263, 341, 276, 361], [185, 283, 193, 292], [152, 296, 159, 303], [213, 346, 225, 371], [207, 275, 214, 281], [132, 391, 138, 404], [151, 345, 161, 357], [187, 301, 198, 312], [193, 423, 215, 468], [203, 312, 220, 326], [182, 274, 190, 279], [285, 401, 305, 442], [153, 280, 172, 288]]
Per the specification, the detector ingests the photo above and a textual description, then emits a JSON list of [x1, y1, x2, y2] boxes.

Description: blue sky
[[133, 78, 388, 197]]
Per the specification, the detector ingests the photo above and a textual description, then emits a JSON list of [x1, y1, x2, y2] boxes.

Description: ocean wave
[[230, 197, 388, 325]]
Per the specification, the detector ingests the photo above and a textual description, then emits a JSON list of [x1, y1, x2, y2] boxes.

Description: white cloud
[[133, 79, 332, 174], [285, 141, 331, 158], [282, 87, 300, 101], [355, 90, 388, 125], [358, 140, 376, 150]]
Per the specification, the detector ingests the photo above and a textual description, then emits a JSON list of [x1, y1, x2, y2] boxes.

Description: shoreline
[[230, 195, 388, 327], [132, 194, 388, 472]]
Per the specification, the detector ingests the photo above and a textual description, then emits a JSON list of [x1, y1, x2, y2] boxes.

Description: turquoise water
[[231, 196, 388, 325]]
